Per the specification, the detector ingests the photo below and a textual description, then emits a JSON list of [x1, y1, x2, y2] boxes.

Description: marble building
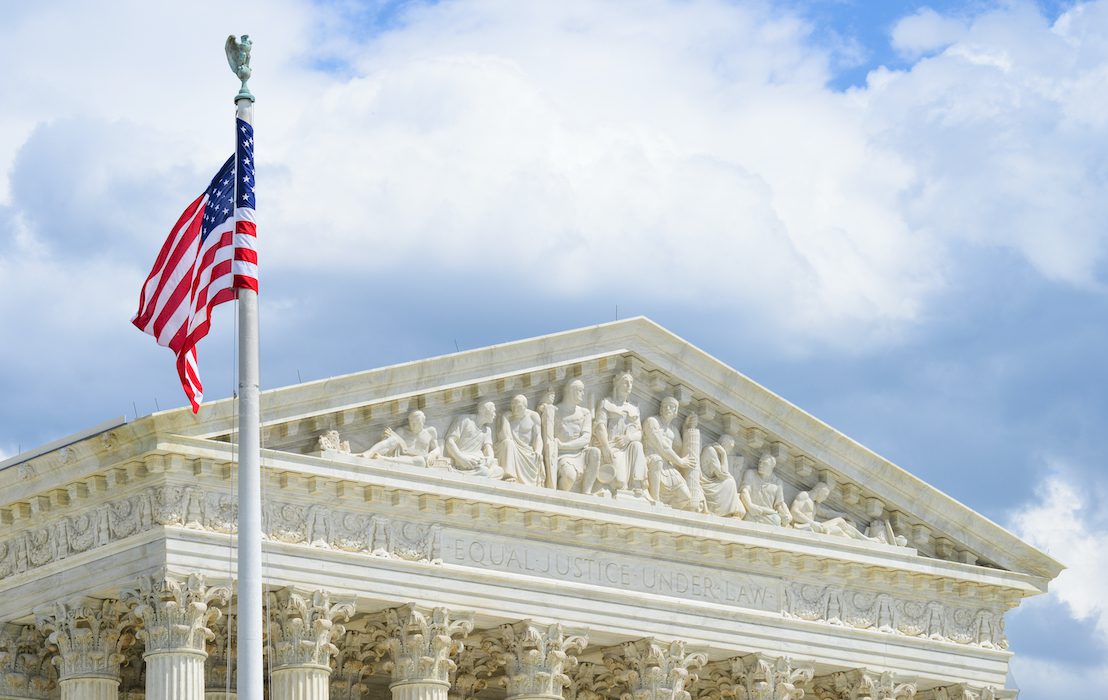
[[0, 318, 1061, 700]]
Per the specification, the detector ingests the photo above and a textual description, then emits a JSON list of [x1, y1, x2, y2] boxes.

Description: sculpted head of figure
[[564, 379, 586, 406], [719, 434, 736, 453], [757, 454, 777, 477], [408, 410, 426, 432], [812, 482, 832, 503], [510, 394, 528, 416], [660, 396, 680, 421], [476, 399, 496, 425], [612, 371, 634, 401]]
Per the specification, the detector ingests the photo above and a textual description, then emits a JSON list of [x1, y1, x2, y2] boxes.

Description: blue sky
[[1, 0, 1107, 694]]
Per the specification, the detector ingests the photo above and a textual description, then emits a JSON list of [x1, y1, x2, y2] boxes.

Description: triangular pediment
[[145, 317, 1060, 581]]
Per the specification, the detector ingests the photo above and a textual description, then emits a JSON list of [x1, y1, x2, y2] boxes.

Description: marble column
[[34, 598, 132, 700], [122, 575, 231, 700], [603, 639, 706, 700], [483, 621, 588, 700], [266, 589, 355, 700], [728, 654, 814, 700], [369, 605, 474, 700], [0, 625, 54, 700], [812, 669, 918, 700]]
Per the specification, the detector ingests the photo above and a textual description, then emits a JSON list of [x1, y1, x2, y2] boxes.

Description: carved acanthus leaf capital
[[121, 574, 231, 654], [0, 624, 55, 699], [368, 604, 474, 685], [926, 684, 1008, 700], [729, 653, 814, 700], [815, 670, 918, 700], [482, 620, 589, 699], [34, 598, 133, 681], [566, 661, 617, 700], [330, 631, 380, 700], [266, 588, 356, 669], [604, 638, 707, 700], [447, 643, 498, 700]]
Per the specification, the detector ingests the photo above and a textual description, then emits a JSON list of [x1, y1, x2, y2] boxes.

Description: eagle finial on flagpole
[[226, 34, 254, 102]]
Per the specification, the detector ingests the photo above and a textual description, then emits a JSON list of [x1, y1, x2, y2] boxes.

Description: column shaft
[[390, 680, 450, 700], [145, 650, 206, 700], [58, 677, 118, 700], [271, 666, 331, 700]]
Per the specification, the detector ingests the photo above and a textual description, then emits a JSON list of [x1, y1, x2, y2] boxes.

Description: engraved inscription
[[441, 531, 781, 612]]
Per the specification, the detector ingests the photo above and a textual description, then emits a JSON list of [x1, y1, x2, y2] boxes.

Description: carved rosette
[[0, 625, 55, 700], [122, 575, 231, 655], [483, 621, 588, 700], [34, 599, 132, 681], [728, 654, 813, 700], [368, 605, 474, 686], [266, 588, 356, 670], [566, 662, 616, 700], [604, 638, 707, 700], [814, 670, 917, 700]]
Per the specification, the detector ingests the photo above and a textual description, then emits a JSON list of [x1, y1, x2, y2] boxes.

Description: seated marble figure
[[593, 371, 648, 497], [361, 410, 442, 466], [549, 379, 601, 493], [739, 454, 792, 526], [496, 394, 544, 486], [643, 397, 703, 510], [444, 399, 505, 479], [698, 434, 745, 518]]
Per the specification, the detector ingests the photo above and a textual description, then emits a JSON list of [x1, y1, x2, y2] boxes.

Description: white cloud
[[865, 1, 1108, 287], [1010, 469, 1108, 641], [1009, 654, 1108, 697], [891, 8, 969, 57], [1, 0, 1107, 411], [1008, 468, 1108, 695]]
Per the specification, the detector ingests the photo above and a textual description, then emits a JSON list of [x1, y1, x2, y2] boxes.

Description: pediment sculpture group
[[328, 372, 903, 546]]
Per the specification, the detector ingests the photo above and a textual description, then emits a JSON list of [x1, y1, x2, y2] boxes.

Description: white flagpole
[[227, 35, 263, 700]]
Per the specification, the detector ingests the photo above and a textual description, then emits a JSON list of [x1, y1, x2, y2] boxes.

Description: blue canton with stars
[[198, 118, 254, 243], [236, 118, 255, 211]]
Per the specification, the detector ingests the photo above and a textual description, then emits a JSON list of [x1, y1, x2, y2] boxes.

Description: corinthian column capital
[[121, 574, 231, 655], [603, 638, 707, 700], [729, 653, 814, 700], [814, 669, 918, 700], [368, 604, 474, 685], [34, 598, 132, 681], [330, 631, 379, 700], [483, 621, 588, 700], [927, 684, 1010, 700], [0, 624, 55, 700], [564, 662, 615, 700], [266, 588, 356, 670]]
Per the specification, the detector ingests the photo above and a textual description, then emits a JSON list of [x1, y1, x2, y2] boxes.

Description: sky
[[0, 0, 1106, 694]]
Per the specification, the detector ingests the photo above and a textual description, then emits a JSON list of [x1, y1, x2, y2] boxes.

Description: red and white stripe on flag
[[133, 119, 257, 412]]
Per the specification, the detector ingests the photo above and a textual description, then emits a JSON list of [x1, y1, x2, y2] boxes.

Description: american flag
[[133, 118, 257, 412]]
